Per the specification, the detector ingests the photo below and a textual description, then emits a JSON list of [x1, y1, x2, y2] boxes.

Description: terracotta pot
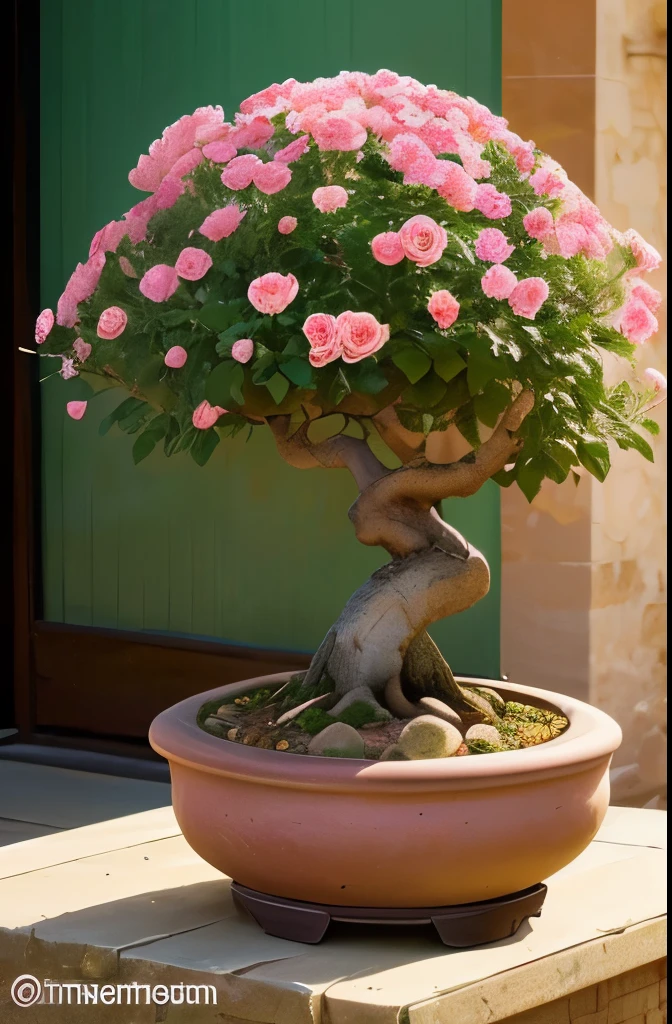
[[149, 673, 621, 908]]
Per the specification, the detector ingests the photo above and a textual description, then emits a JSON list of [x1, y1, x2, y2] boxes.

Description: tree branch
[[267, 415, 389, 491]]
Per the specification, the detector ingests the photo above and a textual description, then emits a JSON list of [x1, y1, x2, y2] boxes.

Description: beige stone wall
[[500, 956, 667, 1024], [501, 1, 667, 808]]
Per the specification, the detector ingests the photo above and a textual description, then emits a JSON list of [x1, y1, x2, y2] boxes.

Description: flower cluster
[[36, 70, 663, 495]]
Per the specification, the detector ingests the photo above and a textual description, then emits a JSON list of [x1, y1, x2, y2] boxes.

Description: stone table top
[[0, 804, 666, 1023]]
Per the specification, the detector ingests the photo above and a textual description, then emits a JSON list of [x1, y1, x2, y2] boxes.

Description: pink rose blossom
[[312, 185, 349, 213], [398, 214, 447, 267], [312, 113, 367, 151], [66, 400, 88, 421], [119, 256, 137, 277], [529, 167, 565, 197], [474, 183, 512, 219], [630, 280, 662, 314], [278, 216, 298, 235], [252, 161, 292, 195], [168, 147, 203, 181], [387, 133, 444, 187], [624, 229, 662, 273], [154, 175, 186, 210], [175, 247, 213, 281], [57, 252, 106, 327], [619, 299, 658, 345], [129, 106, 226, 192], [231, 338, 254, 363], [164, 346, 188, 368], [371, 231, 405, 265], [139, 265, 180, 303], [474, 228, 515, 263], [247, 272, 299, 315], [97, 306, 128, 340], [230, 115, 275, 149], [523, 207, 554, 240], [508, 277, 549, 319], [303, 313, 340, 367], [199, 204, 247, 241], [335, 311, 390, 363], [436, 161, 478, 211], [192, 400, 226, 429], [240, 81, 295, 116], [274, 135, 310, 163], [60, 357, 78, 380], [35, 308, 54, 344], [642, 367, 667, 409], [457, 136, 491, 179], [221, 154, 262, 190], [73, 339, 92, 362], [427, 290, 460, 329], [554, 218, 590, 259], [89, 220, 127, 258], [202, 141, 237, 163], [481, 265, 518, 300]]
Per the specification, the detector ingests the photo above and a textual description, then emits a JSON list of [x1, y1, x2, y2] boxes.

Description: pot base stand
[[231, 881, 547, 947]]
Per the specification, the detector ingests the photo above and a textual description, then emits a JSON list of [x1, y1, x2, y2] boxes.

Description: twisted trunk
[[268, 391, 534, 713]]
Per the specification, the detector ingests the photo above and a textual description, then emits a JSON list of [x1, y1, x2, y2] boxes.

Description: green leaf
[[131, 414, 171, 465], [474, 381, 511, 428], [455, 403, 480, 449], [307, 413, 346, 444], [205, 361, 245, 407], [197, 299, 246, 332], [433, 348, 466, 384], [159, 309, 196, 327], [276, 312, 297, 326], [640, 417, 661, 436], [163, 417, 181, 456], [612, 423, 654, 462], [328, 368, 351, 406], [467, 350, 502, 395], [392, 347, 432, 384], [217, 321, 256, 345], [98, 397, 147, 437], [283, 335, 309, 357], [403, 372, 448, 410], [281, 357, 315, 388], [516, 456, 545, 502], [352, 365, 389, 395], [190, 427, 220, 466], [576, 438, 611, 482], [266, 372, 290, 405]]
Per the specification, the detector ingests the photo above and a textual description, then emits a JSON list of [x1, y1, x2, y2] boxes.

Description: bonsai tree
[[35, 70, 666, 736]]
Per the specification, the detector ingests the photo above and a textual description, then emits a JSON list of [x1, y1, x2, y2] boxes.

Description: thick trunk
[[268, 391, 533, 714]]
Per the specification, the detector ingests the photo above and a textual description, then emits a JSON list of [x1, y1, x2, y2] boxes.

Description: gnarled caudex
[[267, 390, 535, 716]]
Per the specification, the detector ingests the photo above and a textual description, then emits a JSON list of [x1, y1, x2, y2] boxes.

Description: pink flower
[[529, 167, 565, 198], [481, 265, 518, 300], [60, 357, 78, 380], [427, 290, 460, 329], [303, 313, 340, 368], [436, 161, 478, 212], [398, 214, 447, 267], [175, 247, 213, 281], [312, 113, 367, 151], [619, 299, 658, 345], [199, 204, 247, 241], [624, 229, 662, 273], [474, 184, 512, 219], [474, 228, 515, 263], [73, 338, 92, 362], [247, 272, 299, 315], [139, 265, 180, 303], [66, 400, 87, 421], [154, 175, 186, 210], [278, 216, 298, 235], [554, 218, 590, 259], [230, 115, 275, 149], [119, 256, 137, 278], [630, 280, 662, 314], [231, 338, 254, 363], [252, 161, 292, 195], [371, 232, 405, 265], [168, 147, 203, 180], [89, 220, 127, 258], [97, 306, 128, 339], [508, 277, 549, 319], [387, 133, 444, 187], [221, 154, 262, 190], [643, 367, 666, 393], [202, 141, 237, 163], [192, 400, 226, 429], [312, 185, 349, 213], [336, 311, 390, 363], [35, 308, 54, 344], [129, 106, 226, 192], [164, 346, 188, 368], [274, 135, 310, 163], [57, 252, 106, 327], [523, 207, 554, 240]]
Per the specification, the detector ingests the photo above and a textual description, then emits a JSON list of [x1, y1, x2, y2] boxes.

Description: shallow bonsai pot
[[149, 673, 622, 908]]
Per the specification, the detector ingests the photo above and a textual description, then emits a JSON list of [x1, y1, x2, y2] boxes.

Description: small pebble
[[275, 740, 289, 751], [308, 722, 365, 758], [227, 728, 238, 740], [398, 716, 463, 760], [455, 743, 470, 756], [465, 724, 502, 746]]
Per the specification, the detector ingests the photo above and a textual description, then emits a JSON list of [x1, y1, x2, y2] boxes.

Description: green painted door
[[40, 0, 503, 675]]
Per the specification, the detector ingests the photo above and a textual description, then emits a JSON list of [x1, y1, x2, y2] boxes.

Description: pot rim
[[149, 673, 622, 792]]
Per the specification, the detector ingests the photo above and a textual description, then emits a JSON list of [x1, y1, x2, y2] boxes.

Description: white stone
[[307, 722, 365, 758], [465, 724, 502, 747], [397, 716, 463, 760]]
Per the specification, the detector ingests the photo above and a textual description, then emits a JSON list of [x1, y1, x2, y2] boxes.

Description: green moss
[[295, 708, 335, 736], [466, 739, 502, 755], [470, 686, 506, 717], [197, 697, 226, 729], [278, 672, 334, 715], [335, 701, 381, 729]]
